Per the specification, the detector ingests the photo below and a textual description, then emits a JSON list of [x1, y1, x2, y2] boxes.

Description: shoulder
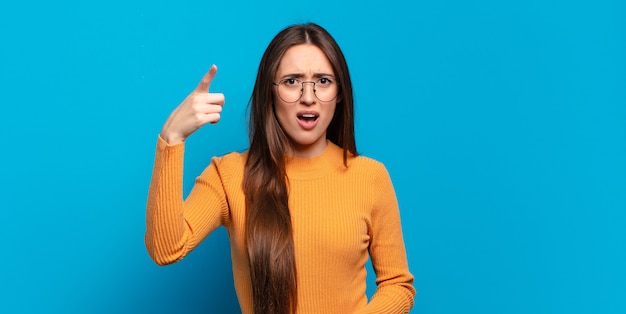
[[213, 150, 247, 164], [348, 154, 387, 172], [204, 151, 248, 181], [346, 154, 391, 181]]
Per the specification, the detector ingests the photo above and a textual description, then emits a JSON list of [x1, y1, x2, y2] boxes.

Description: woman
[[146, 23, 415, 314]]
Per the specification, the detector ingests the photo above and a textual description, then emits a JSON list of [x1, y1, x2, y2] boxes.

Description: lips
[[296, 110, 319, 130]]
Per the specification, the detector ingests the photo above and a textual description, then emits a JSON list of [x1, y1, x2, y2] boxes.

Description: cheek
[[324, 104, 338, 122], [273, 101, 292, 126]]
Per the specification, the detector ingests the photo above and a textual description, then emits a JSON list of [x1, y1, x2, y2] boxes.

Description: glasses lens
[[314, 81, 337, 102], [277, 83, 301, 103]]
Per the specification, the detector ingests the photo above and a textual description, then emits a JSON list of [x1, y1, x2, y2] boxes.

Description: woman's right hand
[[160, 65, 225, 145]]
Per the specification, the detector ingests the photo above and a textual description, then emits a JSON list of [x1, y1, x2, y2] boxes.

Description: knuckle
[[191, 102, 203, 112], [210, 93, 225, 103]]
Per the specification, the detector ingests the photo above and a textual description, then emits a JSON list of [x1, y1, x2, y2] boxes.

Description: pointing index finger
[[195, 64, 218, 93]]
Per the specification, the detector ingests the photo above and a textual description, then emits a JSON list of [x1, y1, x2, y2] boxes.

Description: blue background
[[1, 0, 625, 313]]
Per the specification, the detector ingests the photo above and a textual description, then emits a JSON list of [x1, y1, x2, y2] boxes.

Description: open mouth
[[297, 113, 319, 122]]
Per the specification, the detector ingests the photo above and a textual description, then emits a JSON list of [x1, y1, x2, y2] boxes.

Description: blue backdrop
[[1, 0, 624, 313]]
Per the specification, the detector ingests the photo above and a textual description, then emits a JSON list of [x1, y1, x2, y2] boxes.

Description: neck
[[287, 138, 328, 158]]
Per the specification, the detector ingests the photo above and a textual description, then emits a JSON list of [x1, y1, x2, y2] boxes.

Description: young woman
[[146, 23, 415, 314]]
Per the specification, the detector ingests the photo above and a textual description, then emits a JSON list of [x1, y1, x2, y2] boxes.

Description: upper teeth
[[302, 114, 316, 118]]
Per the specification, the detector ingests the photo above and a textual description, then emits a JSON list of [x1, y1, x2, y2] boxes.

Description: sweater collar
[[285, 140, 344, 180]]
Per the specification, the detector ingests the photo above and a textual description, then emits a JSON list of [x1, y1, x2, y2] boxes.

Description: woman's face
[[273, 44, 338, 158]]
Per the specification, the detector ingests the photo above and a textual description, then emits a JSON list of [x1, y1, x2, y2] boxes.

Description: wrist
[[160, 130, 185, 145]]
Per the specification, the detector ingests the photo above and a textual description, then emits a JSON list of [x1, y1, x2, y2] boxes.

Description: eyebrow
[[279, 72, 336, 80]]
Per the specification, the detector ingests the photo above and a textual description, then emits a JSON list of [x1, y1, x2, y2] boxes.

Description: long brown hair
[[243, 23, 357, 314]]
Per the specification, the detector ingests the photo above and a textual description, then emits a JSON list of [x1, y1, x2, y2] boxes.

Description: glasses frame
[[272, 78, 339, 103]]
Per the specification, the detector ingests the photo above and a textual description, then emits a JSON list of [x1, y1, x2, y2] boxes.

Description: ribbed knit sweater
[[145, 136, 415, 313]]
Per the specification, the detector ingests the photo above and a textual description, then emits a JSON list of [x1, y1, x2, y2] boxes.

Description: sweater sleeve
[[145, 136, 231, 265], [357, 164, 416, 313]]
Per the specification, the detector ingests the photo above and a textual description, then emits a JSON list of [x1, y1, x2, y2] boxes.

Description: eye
[[283, 78, 300, 88], [317, 77, 333, 87]]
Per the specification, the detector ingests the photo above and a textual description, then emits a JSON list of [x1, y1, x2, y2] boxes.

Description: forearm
[[145, 136, 190, 265], [357, 281, 415, 313]]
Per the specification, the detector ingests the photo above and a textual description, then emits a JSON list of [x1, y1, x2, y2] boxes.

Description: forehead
[[276, 44, 334, 75]]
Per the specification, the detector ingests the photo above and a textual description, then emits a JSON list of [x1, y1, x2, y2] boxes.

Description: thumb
[[194, 64, 218, 92]]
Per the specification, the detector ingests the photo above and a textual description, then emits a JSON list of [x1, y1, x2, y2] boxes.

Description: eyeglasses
[[272, 77, 338, 103]]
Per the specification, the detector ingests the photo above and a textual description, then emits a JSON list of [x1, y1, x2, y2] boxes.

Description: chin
[[290, 138, 318, 147], [289, 134, 324, 147]]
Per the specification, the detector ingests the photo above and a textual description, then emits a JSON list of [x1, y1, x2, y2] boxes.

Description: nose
[[300, 81, 316, 105]]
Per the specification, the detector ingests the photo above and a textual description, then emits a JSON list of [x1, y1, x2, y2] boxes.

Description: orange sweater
[[145, 136, 415, 313]]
